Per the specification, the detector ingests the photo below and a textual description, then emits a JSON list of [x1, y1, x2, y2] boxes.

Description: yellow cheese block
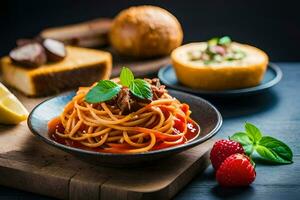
[[171, 42, 269, 90], [1, 46, 112, 96]]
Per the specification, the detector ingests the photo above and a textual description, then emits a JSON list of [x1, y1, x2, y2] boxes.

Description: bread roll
[[110, 6, 183, 58]]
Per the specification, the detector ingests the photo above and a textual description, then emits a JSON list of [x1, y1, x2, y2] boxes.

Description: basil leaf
[[85, 80, 121, 103], [120, 67, 134, 87], [256, 145, 292, 164], [230, 132, 253, 155], [129, 79, 152, 100], [245, 122, 262, 143], [257, 136, 293, 163], [218, 36, 231, 45]]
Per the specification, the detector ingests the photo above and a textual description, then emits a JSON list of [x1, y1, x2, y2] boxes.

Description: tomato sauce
[[48, 117, 96, 151], [48, 116, 200, 152]]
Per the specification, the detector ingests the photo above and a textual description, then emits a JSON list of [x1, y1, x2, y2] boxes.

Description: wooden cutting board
[[0, 92, 213, 200], [0, 51, 210, 199], [0, 17, 212, 199]]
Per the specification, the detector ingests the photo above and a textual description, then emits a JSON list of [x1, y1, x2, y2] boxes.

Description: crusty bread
[[1, 46, 112, 96], [110, 5, 183, 58], [171, 42, 269, 90]]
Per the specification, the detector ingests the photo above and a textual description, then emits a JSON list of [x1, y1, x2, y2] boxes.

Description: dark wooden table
[[0, 63, 299, 200]]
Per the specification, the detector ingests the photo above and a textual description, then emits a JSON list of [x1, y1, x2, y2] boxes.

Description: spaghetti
[[48, 84, 200, 153]]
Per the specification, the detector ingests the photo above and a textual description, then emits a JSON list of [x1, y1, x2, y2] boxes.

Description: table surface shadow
[[0, 62, 300, 200]]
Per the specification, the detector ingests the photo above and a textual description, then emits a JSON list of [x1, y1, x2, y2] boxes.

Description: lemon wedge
[[0, 82, 28, 124]]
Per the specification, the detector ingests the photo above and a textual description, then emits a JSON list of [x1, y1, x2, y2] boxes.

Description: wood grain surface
[[0, 92, 213, 200]]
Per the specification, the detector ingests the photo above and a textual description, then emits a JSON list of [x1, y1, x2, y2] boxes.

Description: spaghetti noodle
[[48, 83, 200, 153]]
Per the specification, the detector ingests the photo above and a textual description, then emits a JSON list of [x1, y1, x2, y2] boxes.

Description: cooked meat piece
[[9, 43, 47, 67], [151, 85, 166, 100], [42, 38, 66, 62], [145, 78, 160, 87], [113, 87, 146, 114], [106, 79, 167, 114], [145, 78, 167, 100], [116, 87, 131, 114]]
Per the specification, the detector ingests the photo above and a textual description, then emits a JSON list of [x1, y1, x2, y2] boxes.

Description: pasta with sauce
[[48, 77, 200, 153]]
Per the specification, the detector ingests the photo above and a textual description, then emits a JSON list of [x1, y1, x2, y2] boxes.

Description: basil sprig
[[85, 67, 152, 103], [85, 80, 121, 103], [230, 123, 293, 164]]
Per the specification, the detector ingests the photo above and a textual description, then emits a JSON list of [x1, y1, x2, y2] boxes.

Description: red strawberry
[[210, 139, 245, 170], [216, 153, 256, 187]]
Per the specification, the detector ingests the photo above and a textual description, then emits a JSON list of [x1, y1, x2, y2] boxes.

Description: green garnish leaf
[[85, 67, 153, 103], [85, 80, 121, 103], [204, 36, 246, 64], [120, 67, 134, 87], [256, 145, 291, 164], [229, 122, 293, 165], [229, 132, 253, 155], [218, 36, 231, 45], [208, 37, 218, 46], [129, 79, 153, 100], [245, 122, 262, 143], [257, 136, 293, 163]]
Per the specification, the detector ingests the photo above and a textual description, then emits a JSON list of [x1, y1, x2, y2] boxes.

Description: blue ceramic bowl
[[28, 89, 222, 166], [158, 63, 282, 97]]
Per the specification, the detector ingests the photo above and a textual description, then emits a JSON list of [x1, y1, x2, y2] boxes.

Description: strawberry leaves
[[230, 122, 293, 164]]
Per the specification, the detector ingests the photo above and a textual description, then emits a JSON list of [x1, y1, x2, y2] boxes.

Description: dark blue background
[[1, 0, 300, 60]]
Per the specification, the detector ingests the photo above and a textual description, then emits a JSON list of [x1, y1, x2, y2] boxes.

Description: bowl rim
[[28, 89, 222, 157], [158, 62, 282, 95]]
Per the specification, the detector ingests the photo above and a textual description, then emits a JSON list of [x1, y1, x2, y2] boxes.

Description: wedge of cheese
[[171, 42, 269, 90], [1, 46, 112, 96]]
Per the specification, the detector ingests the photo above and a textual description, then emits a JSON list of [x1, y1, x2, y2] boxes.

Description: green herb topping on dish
[[230, 122, 293, 164], [85, 67, 152, 103], [188, 36, 246, 64]]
